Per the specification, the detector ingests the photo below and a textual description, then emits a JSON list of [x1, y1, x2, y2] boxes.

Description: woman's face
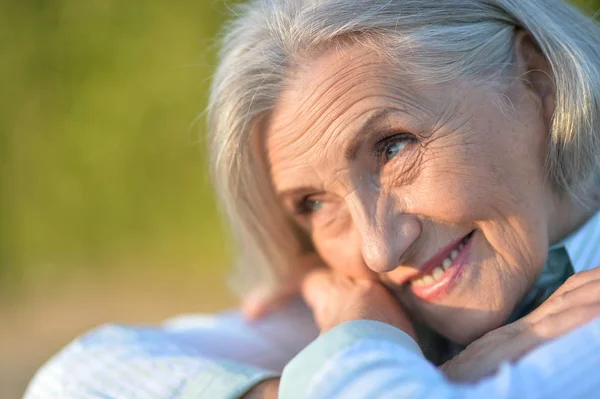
[[264, 44, 559, 344]]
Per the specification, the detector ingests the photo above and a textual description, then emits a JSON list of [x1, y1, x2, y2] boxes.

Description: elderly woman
[[26, 0, 600, 398]]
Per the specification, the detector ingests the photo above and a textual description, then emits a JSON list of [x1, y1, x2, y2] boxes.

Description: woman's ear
[[514, 30, 555, 126]]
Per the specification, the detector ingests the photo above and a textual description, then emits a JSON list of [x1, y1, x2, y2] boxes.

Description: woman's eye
[[296, 197, 324, 215], [306, 199, 323, 213], [375, 133, 415, 163], [385, 141, 408, 161]]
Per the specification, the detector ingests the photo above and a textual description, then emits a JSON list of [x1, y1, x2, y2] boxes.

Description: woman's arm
[[161, 298, 318, 371], [280, 317, 600, 399], [281, 268, 600, 399], [24, 299, 317, 399], [24, 323, 277, 399]]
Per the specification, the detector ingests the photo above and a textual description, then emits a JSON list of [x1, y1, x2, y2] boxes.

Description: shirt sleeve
[[280, 318, 600, 399], [23, 323, 278, 399], [23, 300, 318, 399], [161, 298, 318, 372]]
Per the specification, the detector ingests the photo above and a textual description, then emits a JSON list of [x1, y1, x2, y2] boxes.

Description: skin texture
[[242, 378, 280, 399], [441, 266, 600, 381], [300, 255, 600, 382], [262, 32, 594, 345]]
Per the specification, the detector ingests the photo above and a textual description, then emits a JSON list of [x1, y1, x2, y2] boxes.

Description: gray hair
[[207, 0, 600, 295]]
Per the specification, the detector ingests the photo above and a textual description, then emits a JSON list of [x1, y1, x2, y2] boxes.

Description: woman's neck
[[548, 186, 600, 246]]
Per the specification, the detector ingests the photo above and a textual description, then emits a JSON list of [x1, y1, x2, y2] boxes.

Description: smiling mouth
[[408, 230, 475, 300]]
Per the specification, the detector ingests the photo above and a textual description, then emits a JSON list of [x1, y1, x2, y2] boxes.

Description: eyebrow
[[276, 108, 399, 201], [343, 107, 397, 162], [276, 186, 318, 210]]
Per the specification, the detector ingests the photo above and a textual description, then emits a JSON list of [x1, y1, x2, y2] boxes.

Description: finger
[[526, 278, 600, 324], [552, 268, 600, 296], [242, 284, 298, 321], [560, 278, 600, 306], [452, 307, 600, 383], [242, 287, 276, 321], [444, 333, 540, 382], [528, 304, 600, 339], [301, 269, 335, 311], [243, 253, 323, 321]]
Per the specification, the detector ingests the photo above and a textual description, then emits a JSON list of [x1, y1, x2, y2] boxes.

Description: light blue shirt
[[24, 300, 318, 399], [24, 212, 600, 398]]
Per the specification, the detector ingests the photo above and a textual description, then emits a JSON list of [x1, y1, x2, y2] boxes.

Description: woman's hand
[[442, 267, 600, 382], [242, 254, 322, 321], [301, 269, 416, 338], [241, 378, 280, 399], [242, 283, 300, 321]]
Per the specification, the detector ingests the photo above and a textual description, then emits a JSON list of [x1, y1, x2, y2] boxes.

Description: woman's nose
[[348, 194, 421, 273]]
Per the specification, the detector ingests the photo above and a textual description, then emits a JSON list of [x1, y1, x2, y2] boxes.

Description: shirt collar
[[555, 211, 600, 273]]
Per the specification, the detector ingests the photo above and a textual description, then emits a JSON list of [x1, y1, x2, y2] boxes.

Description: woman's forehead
[[264, 46, 438, 182], [271, 46, 430, 133]]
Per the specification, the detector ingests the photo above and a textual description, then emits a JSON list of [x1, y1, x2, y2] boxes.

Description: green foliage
[[0, 1, 239, 289], [1, 0, 599, 291]]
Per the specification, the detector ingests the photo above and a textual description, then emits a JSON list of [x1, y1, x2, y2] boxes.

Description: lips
[[408, 231, 475, 301]]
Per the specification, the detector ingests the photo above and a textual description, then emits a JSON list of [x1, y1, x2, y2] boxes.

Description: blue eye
[[385, 142, 404, 161], [296, 197, 324, 215], [376, 133, 414, 162], [307, 199, 323, 212]]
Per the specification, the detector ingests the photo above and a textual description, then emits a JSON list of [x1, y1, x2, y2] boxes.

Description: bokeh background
[[1, 0, 599, 397]]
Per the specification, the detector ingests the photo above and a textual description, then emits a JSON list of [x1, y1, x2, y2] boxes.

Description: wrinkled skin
[[242, 267, 600, 398], [263, 32, 595, 346], [440, 267, 600, 381]]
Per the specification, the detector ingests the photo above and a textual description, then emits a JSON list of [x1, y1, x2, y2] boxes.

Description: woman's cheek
[[407, 177, 487, 225], [313, 229, 377, 279], [409, 151, 502, 224]]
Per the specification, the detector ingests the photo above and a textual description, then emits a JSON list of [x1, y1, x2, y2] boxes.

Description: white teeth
[[442, 258, 452, 269], [412, 237, 470, 288], [411, 265, 447, 288], [412, 278, 425, 287], [432, 267, 444, 280]]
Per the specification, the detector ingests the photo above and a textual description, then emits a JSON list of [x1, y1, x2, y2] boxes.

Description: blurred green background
[[1, 1, 233, 292], [1, 1, 241, 397], [1, 0, 599, 397]]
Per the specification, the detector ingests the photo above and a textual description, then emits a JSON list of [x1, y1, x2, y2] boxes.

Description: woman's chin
[[430, 307, 511, 346], [402, 288, 513, 346]]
